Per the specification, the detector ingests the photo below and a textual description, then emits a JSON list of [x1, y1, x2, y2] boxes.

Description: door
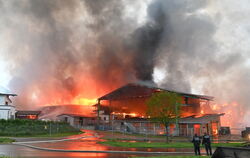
[[194, 124, 201, 135]]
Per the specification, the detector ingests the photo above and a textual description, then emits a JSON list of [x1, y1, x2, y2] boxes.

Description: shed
[[16, 111, 41, 120], [57, 114, 96, 129]]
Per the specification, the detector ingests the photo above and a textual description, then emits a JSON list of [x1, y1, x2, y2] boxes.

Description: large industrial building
[[95, 83, 224, 136]]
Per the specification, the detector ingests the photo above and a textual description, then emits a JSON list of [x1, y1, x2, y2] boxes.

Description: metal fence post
[[49, 122, 52, 136]]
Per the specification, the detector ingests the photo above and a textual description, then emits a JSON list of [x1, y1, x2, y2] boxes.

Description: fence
[[97, 120, 195, 137]]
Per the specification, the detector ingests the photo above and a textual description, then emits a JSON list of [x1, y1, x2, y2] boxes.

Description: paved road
[[0, 130, 205, 158]]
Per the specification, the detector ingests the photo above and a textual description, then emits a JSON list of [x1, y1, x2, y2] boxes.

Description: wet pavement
[[0, 130, 208, 158]]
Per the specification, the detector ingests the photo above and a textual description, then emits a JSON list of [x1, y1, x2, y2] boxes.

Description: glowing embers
[[27, 115, 38, 119], [211, 122, 218, 135], [111, 112, 138, 118], [200, 110, 204, 114], [193, 124, 201, 135]]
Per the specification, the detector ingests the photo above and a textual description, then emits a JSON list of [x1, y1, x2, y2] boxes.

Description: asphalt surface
[[0, 130, 207, 158]]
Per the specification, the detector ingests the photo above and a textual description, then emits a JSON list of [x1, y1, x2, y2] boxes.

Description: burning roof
[[98, 83, 213, 101]]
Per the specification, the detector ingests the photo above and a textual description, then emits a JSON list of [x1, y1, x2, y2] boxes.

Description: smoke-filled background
[[0, 0, 249, 127]]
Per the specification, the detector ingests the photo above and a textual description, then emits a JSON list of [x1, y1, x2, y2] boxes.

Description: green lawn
[[100, 139, 244, 148], [0, 138, 15, 143], [26, 131, 84, 138], [133, 156, 211, 158], [101, 131, 187, 140]]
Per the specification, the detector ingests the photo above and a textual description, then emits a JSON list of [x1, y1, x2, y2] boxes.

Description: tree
[[146, 91, 182, 142]]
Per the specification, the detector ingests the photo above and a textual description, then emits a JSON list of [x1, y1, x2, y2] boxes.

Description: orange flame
[[210, 101, 243, 128], [72, 98, 97, 105]]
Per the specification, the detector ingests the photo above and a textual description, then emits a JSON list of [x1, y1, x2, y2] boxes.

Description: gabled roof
[[98, 83, 213, 101], [57, 113, 95, 118], [16, 111, 41, 115], [0, 86, 17, 96]]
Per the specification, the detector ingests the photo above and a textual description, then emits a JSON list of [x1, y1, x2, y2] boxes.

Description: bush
[[0, 119, 79, 136]]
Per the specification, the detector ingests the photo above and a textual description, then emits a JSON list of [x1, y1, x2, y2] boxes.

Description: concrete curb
[[13, 132, 99, 144], [13, 136, 94, 144]]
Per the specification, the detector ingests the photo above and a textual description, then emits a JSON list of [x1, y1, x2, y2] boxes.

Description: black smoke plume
[[0, 0, 250, 127]]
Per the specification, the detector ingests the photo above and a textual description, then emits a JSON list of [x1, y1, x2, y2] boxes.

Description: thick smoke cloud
[[0, 0, 150, 108], [0, 0, 249, 127]]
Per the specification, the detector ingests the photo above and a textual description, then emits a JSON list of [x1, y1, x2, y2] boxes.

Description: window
[[184, 97, 188, 104]]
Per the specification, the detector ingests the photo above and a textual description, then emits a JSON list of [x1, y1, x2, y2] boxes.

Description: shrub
[[0, 119, 79, 136]]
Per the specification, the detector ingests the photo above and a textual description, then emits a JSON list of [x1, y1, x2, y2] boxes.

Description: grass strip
[[0, 137, 15, 143], [23, 131, 84, 138], [100, 139, 244, 148]]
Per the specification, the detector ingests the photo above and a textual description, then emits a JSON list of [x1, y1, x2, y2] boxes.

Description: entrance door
[[194, 124, 201, 135]]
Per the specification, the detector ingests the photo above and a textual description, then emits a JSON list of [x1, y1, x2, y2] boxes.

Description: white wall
[[0, 94, 15, 120], [0, 105, 15, 119], [58, 115, 75, 126], [0, 94, 12, 105], [0, 110, 8, 119], [0, 95, 4, 105]]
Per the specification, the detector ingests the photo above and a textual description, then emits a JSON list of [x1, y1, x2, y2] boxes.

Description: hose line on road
[[14, 143, 195, 155]]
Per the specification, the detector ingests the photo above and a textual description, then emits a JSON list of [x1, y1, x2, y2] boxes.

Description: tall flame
[[210, 101, 244, 128], [72, 98, 97, 106]]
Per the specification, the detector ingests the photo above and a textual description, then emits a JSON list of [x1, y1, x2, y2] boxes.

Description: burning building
[[15, 111, 41, 120], [96, 83, 223, 136]]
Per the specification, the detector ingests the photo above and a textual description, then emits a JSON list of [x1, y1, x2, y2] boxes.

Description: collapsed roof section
[[98, 83, 213, 101]]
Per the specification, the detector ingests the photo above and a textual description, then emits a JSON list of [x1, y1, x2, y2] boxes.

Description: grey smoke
[[0, 0, 250, 127]]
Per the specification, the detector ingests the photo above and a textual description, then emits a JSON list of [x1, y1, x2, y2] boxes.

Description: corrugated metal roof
[[98, 83, 213, 101], [179, 113, 224, 124]]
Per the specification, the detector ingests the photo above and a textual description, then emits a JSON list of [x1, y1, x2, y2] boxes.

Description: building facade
[[95, 83, 223, 136], [57, 114, 96, 129], [0, 87, 17, 120], [16, 111, 41, 120]]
